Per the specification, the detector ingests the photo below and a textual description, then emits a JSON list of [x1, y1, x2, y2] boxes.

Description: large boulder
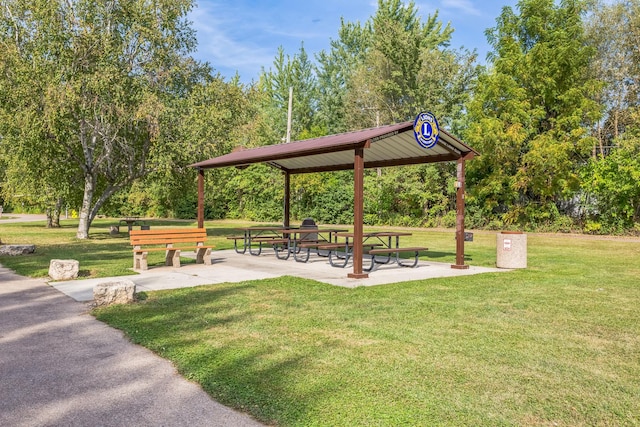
[[48, 259, 79, 280], [0, 244, 36, 256], [93, 279, 136, 307]]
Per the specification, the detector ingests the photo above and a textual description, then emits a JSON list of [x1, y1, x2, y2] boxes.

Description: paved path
[[0, 213, 47, 223], [0, 266, 264, 427]]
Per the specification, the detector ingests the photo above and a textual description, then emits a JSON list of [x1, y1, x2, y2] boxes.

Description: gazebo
[[190, 115, 478, 279]]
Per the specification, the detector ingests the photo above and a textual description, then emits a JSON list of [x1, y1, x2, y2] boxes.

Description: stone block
[[109, 225, 120, 235], [93, 279, 136, 307], [48, 259, 79, 280], [0, 244, 36, 256]]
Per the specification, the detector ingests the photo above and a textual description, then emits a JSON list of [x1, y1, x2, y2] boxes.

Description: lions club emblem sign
[[413, 112, 440, 149]]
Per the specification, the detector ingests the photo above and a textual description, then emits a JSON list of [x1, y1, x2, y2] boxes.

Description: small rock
[[0, 244, 36, 256], [93, 280, 136, 307], [48, 259, 79, 280]]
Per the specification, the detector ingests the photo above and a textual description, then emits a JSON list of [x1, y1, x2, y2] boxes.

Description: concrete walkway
[[0, 266, 264, 427], [51, 249, 505, 302]]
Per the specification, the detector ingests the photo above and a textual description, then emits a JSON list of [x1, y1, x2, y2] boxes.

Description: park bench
[[130, 228, 214, 271]]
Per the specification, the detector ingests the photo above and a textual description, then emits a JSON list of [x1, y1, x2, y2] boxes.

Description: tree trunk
[[46, 208, 54, 228], [76, 175, 95, 239], [52, 198, 62, 227]]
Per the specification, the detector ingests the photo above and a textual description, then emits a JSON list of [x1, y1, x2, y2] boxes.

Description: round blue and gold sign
[[413, 111, 440, 149]]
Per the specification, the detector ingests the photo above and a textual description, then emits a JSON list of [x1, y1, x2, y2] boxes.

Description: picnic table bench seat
[[130, 228, 214, 271], [366, 246, 428, 269], [316, 242, 385, 267]]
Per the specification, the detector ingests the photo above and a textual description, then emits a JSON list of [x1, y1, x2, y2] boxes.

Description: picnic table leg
[[293, 239, 312, 263], [397, 250, 421, 268], [329, 243, 351, 268], [274, 240, 291, 260], [233, 237, 247, 254], [248, 236, 263, 256]]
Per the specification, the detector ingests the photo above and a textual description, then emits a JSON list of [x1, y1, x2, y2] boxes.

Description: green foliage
[[465, 0, 600, 227], [0, 0, 202, 238], [581, 125, 640, 231], [291, 172, 354, 224]]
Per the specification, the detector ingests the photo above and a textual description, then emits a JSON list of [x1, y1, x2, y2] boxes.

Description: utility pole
[[286, 87, 293, 143]]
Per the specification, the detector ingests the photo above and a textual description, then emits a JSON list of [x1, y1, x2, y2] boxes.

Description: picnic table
[[228, 226, 287, 256], [119, 216, 149, 233], [275, 228, 348, 262], [332, 231, 427, 271]]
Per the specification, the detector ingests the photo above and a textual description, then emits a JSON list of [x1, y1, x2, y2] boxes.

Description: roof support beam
[[197, 168, 205, 228], [283, 171, 291, 228], [451, 157, 469, 270], [348, 146, 368, 279]]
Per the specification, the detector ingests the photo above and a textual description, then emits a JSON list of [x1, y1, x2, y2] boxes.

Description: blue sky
[[188, 0, 518, 83]]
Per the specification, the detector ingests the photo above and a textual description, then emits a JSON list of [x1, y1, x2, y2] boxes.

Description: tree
[[316, 19, 372, 133], [259, 44, 319, 142], [465, 0, 600, 228], [580, 0, 640, 231], [585, 0, 640, 153], [0, 0, 200, 238]]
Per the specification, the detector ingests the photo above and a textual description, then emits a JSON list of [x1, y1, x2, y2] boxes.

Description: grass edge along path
[[2, 219, 639, 425], [94, 241, 640, 426]]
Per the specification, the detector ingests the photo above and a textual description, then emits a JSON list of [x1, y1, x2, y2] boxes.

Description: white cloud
[[188, 2, 276, 77], [440, 0, 483, 16]]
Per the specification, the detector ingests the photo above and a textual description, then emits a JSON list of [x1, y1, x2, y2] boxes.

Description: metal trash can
[[496, 231, 527, 269]]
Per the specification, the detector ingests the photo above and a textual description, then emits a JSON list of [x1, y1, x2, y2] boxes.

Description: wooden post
[[451, 158, 469, 269], [349, 146, 368, 279], [197, 168, 205, 229], [284, 172, 290, 228]]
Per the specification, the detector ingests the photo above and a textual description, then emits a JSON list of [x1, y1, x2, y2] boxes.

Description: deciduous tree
[[0, 0, 200, 238]]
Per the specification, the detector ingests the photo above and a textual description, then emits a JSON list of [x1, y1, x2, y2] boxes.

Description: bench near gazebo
[[190, 112, 479, 279]]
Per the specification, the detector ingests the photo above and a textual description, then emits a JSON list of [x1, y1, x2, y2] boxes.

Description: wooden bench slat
[[131, 236, 208, 245]]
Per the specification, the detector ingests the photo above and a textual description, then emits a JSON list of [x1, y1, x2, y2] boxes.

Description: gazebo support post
[[284, 171, 291, 228], [452, 157, 469, 269], [197, 168, 205, 229], [349, 145, 369, 279]]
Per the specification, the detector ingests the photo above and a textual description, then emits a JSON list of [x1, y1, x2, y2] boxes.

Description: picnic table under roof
[[190, 119, 479, 279]]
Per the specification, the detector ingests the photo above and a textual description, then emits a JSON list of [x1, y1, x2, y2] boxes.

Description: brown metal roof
[[190, 121, 478, 174]]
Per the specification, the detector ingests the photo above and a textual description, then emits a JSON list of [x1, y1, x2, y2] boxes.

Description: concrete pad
[[50, 249, 506, 302]]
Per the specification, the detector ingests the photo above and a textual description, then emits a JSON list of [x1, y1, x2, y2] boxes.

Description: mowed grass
[[2, 219, 640, 425]]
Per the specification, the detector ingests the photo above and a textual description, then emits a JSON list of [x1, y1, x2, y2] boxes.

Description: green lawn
[[2, 219, 639, 425]]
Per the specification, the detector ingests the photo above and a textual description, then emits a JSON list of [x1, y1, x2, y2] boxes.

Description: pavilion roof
[[190, 121, 478, 174]]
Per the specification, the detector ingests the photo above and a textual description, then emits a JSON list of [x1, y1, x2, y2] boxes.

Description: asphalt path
[[0, 267, 264, 427]]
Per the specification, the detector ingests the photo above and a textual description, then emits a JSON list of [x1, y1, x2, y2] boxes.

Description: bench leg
[[134, 251, 148, 271], [165, 249, 181, 268], [196, 247, 212, 265]]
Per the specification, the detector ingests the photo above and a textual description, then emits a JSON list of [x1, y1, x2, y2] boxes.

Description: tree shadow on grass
[[94, 279, 350, 426]]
